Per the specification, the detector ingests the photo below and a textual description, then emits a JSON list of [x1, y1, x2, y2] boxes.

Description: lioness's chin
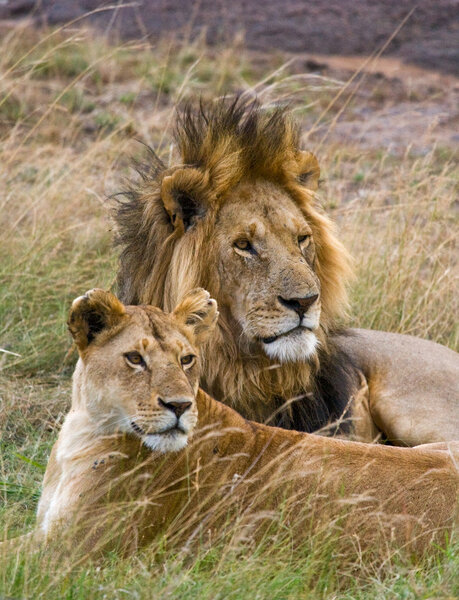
[[142, 431, 189, 453], [262, 329, 319, 363]]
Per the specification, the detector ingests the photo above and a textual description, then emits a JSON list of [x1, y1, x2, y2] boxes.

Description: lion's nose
[[158, 398, 192, 418], [278, 293, 319, 318]]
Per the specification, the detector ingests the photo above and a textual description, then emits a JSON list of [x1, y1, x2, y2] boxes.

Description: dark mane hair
[[174, 97, 302, 182]]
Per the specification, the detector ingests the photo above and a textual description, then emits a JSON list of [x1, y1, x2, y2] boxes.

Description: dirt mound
[[2, 0, 458, 75]]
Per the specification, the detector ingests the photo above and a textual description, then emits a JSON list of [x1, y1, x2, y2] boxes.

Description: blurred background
[[2, 0, 458, 74], [1, 0, 458, 155]]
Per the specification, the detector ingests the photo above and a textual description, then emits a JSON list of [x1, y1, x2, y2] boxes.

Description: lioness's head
[[116, 98, 353, 415], [68, 288, 218, 452]]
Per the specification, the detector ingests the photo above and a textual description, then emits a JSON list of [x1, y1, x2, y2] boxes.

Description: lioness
[[35, 288, 457, 557], [115, 97, 459, 445]]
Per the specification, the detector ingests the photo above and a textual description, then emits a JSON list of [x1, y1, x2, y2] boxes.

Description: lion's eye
[[181, 354, 196, 367], [124, 351, 145, 367], [298, 234, 310, 245], [234, 239, 254, 253]]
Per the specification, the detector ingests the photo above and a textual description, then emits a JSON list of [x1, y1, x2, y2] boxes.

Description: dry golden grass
[[0, 24, 457, 599]]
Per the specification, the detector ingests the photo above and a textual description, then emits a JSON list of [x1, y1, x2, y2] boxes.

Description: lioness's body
[[36, 290, 458, 557], [115, 98, 459, 444], [38, 389, 458, 556]]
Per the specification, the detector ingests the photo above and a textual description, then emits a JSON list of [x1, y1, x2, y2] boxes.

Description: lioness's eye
[[124, 351, 145, 367], [234, 239, 253, 252], [298, 234, 310, 244], [181, 354, 196, 367]]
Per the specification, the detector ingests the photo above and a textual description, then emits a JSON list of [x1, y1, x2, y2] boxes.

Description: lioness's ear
[[161, 168, 209, 233], [68, 289, 126, 352], [173, 288, 218, 344], [297, 151, 320, 191]]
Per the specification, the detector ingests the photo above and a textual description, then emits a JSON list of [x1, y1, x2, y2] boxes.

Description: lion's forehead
[[218, 180, 310, 237]]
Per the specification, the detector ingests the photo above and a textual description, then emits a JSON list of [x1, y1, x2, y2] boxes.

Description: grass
[[0, 23, 457, 599], [1, 535, 457, 599]]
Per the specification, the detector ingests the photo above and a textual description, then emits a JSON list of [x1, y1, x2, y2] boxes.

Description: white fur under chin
[[142, 430, 189, 453], [262, 329, 319, 363]]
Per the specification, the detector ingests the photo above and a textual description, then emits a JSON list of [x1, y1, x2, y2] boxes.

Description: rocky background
[[2, 0, 458, 75]]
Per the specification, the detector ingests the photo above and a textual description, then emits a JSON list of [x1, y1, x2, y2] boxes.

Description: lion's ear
[[68, 289, 126, 353], [173, 288, 218, 345], [161, 168, 209, 233], [297, 151, 320, 191]]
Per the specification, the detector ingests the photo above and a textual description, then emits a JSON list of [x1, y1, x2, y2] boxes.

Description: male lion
[[115, 98, 459, 445], [33, 289, 457, 558]]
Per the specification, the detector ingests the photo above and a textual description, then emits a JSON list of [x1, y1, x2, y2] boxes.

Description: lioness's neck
[[70, 360, 129, 434], [195, 388, 249, 429], [56, 361, 130, 463]]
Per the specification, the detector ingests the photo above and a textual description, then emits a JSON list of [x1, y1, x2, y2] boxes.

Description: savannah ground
[[0, 22, 458, 599]]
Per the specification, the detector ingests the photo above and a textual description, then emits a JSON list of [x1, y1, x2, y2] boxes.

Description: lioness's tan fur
[[34, 290, 458, 558]]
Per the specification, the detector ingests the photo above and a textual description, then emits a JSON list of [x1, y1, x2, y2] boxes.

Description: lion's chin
[[261, 328, 319, 363], [142, 430, 189, 453]]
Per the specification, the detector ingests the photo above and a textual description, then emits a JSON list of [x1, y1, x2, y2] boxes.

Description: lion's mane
[[115, 98, 355, 431]]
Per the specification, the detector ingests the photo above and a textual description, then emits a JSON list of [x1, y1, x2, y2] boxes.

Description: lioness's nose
[[278, 293, 319, 318], [158, 397, 192, 418]]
